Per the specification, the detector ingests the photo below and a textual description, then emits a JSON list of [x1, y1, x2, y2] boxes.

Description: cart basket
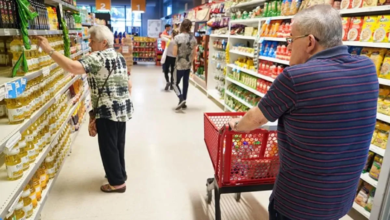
[[204, 112, 279, 188]]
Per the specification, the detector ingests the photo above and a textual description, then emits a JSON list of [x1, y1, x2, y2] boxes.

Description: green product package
[[61, 18, 71, 57], [11, 51, 28, 77], [15, 0, 38, 50]]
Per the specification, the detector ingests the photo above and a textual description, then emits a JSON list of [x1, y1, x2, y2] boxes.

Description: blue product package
[[262, 41, 270, 56], [349, 46, 363, 55]]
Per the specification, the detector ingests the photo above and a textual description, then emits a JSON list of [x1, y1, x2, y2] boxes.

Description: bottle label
[[7, 106, 25, 122], [23, 203, 33, 215], [34, 185, 41, 193], [26, 134, 34, 142], [6, 163, 23, 178], [0, 104, 5, 117], [40, 175, 47, 182], [47, 167, 56, 175], [27, 149, 36, 156], [29, 193, 36, 201], [21, 155, 29, 165]]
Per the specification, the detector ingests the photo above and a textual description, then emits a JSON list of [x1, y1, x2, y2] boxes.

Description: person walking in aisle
[[161, 24, 172, 51], [161, 30, 179, 90], [172, 19, 197, 110], [37, 25, 134, 193], [229, 5, 378, 220]]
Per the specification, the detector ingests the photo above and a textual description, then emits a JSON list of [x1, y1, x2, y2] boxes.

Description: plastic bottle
[[31, 175, 42, 201], [5, 98, 25, 124], [5, 147, 23, 180], [14, 200, 26, 220], [45, 154, 56, 179], [21, 185, 34, 218], [28, 183, 37, 209], [17, 140, 30, 171], [25, 129, 38, 163], [0, 99, 6, 118], [38, 164, 49, 190]]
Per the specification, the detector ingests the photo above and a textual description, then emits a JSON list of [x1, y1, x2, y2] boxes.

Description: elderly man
[[229, 5, 378, 220], [37, 25, 134, 193]]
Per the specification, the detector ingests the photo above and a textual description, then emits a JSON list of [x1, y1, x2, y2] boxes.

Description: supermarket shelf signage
[[96, 0, 111, 11], [5, 78, 26, 99]]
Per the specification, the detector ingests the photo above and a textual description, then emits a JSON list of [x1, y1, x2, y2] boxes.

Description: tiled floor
[[41, 66, 366, 220]]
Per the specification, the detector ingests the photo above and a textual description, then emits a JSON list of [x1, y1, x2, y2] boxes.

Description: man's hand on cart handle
[[228, 107, 269, 132]]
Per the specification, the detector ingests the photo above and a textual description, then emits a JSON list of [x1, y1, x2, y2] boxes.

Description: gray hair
[[293, 4, 342, 48], [88, 25, 114, 48]]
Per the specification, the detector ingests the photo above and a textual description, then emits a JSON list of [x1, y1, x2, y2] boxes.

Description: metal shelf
[[29, 91, 89, 220], [361, 172, 378, 188], [343, 41, 390, 48], [224, 104, 236, 112], [260, 37, 287, 42], [230, 18, 262, 24], [379, 78, 390, 86], [207, 90, 224, 106], [353, 202, 371, 219], [44, 0, 79, 12], [229, 35, 256, 40], [0, 29, 63, 36], [226, 77, 265, 97], [230, 50, 255, 57], [231, 0, 266, 8], [377, 113, 390, 124], [0, 75, 80, 219], [226, 90, 254, 109], [340, 5, 390, 15], [0, 75, 80, 155], [210, 34, 229, 38], [370, 144, 385, 157], [258, 56, 290, 65]]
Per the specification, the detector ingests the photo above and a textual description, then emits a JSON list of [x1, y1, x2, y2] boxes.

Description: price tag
[[4, 29, 10, 35], [32, 30, 37, 35], [6, 132, 21, 150], [122, 46, 129, 54], [42, 67, 50, 77]]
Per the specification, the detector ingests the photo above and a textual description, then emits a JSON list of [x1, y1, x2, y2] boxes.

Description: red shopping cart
[[204, 112, 279, 220]]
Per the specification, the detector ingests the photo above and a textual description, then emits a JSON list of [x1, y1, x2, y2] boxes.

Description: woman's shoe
[[100, 184, 126, 193], [164, 83, 170, 91]]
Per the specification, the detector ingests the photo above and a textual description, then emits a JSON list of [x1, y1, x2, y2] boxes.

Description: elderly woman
[[37, 25, 133, 193]]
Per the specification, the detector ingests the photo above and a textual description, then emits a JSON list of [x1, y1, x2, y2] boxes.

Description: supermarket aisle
[[41, 66, 363, 220]]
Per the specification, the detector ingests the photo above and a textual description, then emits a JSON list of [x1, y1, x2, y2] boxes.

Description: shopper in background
[[161, 30, 179, 91], [229, 5, 378, 220], [37, 25, 134, 193], [172, 19, 197, 110], [161, 24, 172, 50]]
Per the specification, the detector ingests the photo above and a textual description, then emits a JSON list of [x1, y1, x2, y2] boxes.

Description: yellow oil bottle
[[21, 185, 33, 218], [17, 140, 30, 171], [5, 98, 25, 124], [45, 155, 56, 179], [38, 164, 49, 190], [5, 147, 23, 181], [25, 128, 38, 163], [14, 200, 25, 220], [31, 175, 42, 201], [27, 183, 37, 209]]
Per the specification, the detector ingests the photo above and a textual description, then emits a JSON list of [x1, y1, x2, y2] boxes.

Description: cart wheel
[[206, 178, 215, 204], [235, 193, 241, 202]]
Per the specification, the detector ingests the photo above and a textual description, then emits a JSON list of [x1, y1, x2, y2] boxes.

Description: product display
[[227, 84, 261, 106], [133, 37, 156, 63]]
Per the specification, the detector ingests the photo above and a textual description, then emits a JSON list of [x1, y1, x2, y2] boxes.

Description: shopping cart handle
[[219, 124, 231, 134]]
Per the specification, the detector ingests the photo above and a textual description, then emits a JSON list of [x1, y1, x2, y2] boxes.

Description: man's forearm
[[235, 107, 268, 132]]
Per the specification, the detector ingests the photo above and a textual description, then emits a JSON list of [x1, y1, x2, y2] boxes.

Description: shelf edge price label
[[42, 66, 50, 77], [4, 29, 10, 36]]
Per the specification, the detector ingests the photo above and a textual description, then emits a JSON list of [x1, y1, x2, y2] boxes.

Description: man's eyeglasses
[[286, 34, 320, 44]]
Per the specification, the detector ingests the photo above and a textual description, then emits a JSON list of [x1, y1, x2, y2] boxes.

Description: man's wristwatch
[[48, 49, 55, 56]]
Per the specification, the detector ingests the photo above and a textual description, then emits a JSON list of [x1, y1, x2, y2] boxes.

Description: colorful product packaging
[[373, 15, 390, 43], [360, 16, 379, 42], [348, 17, 364, 41]]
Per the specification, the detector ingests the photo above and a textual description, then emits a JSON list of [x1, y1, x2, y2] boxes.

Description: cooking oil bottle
[[45, 154, 56, 179], [5, 147, 23, 181], [5, 212, 15, 220], [24, 129, 38, 163], [17, 140, 30, 171], [14, 200, 25, 220], [21, 185, 33, 218], [0, 99, 6, 119], [38, 164, 49, 190], [5, 98, 25, 124], [27, 183, 37, 209], [31, 175, 42, 201]]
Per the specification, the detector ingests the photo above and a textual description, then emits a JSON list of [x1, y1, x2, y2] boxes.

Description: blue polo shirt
[[258, 45, 378, 220]]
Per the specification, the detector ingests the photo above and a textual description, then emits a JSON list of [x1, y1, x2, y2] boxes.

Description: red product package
[[348, 17, 364, 41], [342, 17, 352, 41]]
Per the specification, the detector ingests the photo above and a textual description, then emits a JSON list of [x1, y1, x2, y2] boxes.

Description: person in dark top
[[229, 5, 378, 220]]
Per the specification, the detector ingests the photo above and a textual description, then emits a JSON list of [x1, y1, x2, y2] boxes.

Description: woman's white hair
[[293, 4, 342, 48], [88, 25, 114, 48]]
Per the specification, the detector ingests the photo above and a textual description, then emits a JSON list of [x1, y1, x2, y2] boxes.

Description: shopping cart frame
[[204, 112, 278, 220]]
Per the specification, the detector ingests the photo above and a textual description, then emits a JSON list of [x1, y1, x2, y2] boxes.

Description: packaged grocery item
[[290, 0, 302, 15], [373, 121, 390, 149], [369, 155, 383, 180], [373, 15, 390, 43], [379, 0, 390, 5], [360, 16, 379, 42], [380, 50, 390, 79], [348, 46, 363, 55], [363, 0, 378, 7], [377, 86, 390, 114], [370, 48, 386, 74], [342, 17, 352, 41], [365, 188, 376, 212], [364, 151, 375, 172], [348, 17, 364, 41], [355, 182, 375, 207], [5, 147, 23, 181], [360, 47, 373, 57], [351, 0, 364, 8]]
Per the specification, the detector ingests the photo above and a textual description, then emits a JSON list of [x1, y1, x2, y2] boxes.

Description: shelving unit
[[258, 56, 290, 65]]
